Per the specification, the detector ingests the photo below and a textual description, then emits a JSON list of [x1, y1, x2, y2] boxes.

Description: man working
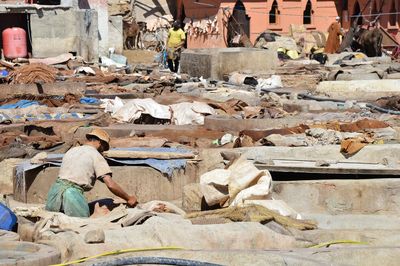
[[46, 128, 137, 217], [324, 16, 344, 54], [166, 20, 185, 73]]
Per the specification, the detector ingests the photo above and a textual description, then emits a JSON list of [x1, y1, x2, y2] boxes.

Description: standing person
[[166, 20, 186, 73], [324, 16, 344, 54], [46, 128, 137, 217]]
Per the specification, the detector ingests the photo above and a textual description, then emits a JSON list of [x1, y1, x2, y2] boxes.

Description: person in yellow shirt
[[166, 21, 185, 73]]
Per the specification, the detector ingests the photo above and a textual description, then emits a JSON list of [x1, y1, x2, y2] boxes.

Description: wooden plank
[[103, 150, 195, 159], [0, 82, 86, 98]]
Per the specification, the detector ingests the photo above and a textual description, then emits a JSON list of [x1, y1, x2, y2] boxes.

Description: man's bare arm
[[103, 175, 137, 207]]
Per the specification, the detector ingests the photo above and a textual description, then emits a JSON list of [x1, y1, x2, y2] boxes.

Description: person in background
[[45, 128, 137, 217], [324, 16, 344, 54], [166, 20, 186, 73]]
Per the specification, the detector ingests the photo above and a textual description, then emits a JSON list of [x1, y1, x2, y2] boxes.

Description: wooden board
[[104, 150, 195, 159]]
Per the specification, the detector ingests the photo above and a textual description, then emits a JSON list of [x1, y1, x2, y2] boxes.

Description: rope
[[308, 240, 368, 248]]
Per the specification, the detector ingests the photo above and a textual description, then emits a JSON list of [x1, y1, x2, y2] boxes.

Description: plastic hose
[[88, 256, 223, 266], [365, 103, 400, 115], [297, 93, 345, 103], [308, 240, 368, 248], [51, 246, 184, 266]]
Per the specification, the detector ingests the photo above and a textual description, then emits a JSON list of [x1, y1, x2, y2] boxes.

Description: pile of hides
[[15, 201, 309, 262], [101, 97, 215, 125], [200, 156, 301, 219], [16, 200, 186, 241], [262, 127, 396, 155], [9, 63, 58, 84], [145, 15, 173, 31], [186, 205, 317, 230], [183, 16, 218, 37]]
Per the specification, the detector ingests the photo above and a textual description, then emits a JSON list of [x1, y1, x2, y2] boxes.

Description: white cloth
[[170, 101, 215, 125], [59, 145, 111, 190], [112, 98, 171, 123], [102, 98, 214, 125]]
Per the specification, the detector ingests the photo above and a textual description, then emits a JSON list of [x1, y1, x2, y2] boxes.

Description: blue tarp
[[0, 100, 39, 109], [0, 112, 91, 124], [80, 97, 100, 105], [109, 147, 191, 177]]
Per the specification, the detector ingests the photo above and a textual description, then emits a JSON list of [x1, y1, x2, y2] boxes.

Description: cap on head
[[336, 16, 340, 21], [86, 128, 110, 151], [173, 20, 181, 28]]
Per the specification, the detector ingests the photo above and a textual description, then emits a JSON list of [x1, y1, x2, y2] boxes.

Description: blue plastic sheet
[[0, 203, 17, 231], [80, 97, 100, 105], [0, 112, 91, 124], [0, 100, 39, 109], [0, 70, 8, 77], [108, 147, 190, 177]]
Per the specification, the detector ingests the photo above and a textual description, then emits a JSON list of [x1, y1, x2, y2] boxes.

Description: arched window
[[269, 0, 279, 24], [303, 0, 312, 25], [389, 0, 397, 26]]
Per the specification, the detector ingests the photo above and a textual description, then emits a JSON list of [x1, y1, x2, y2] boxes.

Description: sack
[[0, 202, 17, 231]]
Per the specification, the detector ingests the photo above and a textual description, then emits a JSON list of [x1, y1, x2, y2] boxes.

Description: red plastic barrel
[[2, 27, 28, 59]]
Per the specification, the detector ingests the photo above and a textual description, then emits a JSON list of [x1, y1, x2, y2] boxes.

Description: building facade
[[177, 0, 399, 49], [177, 0, 339, 48]]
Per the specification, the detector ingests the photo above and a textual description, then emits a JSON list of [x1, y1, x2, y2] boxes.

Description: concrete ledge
[[240, 144, 400, 163], [181, 48, 278, 80], [303, 214, 400, 230], [316, 80, 400, 101], [272, 178, 400, 215]]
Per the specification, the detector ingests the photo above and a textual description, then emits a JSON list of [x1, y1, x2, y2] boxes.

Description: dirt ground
[[123, 49, 157, 65]]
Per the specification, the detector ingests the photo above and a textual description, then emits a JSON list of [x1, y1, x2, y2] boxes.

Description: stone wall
[[30, 9, 99, 62], [180, 48, 278, 79]]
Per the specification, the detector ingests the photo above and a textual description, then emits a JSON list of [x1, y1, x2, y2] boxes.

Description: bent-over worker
[[45, 128, 137, 217], [166, 20, 185, 73], [324, 16, 344, 54]]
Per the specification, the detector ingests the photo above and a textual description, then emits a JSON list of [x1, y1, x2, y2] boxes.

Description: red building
[[176, 0, 399, 48]]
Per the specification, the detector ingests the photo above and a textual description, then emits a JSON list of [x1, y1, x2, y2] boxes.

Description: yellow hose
[[51, 246, 184, 266], [308, 240, 368, 248]]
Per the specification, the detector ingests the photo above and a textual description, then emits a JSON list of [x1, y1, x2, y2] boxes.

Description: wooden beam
[[0, 82, 86, 98]]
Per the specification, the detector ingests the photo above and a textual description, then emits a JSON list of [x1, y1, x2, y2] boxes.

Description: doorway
[[227, 0, 250, 47]]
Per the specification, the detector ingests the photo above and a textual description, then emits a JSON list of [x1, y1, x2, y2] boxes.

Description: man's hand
[[127, 195, 138, 208], [103, 175, 138, 207]]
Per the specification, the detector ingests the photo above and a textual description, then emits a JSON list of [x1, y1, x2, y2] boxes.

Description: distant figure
[[166, 21, 186, 73], [324, 16, 344, 54]]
